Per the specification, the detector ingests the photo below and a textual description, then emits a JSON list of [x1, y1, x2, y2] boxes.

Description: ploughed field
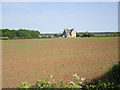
[[2, 37, 118, 88]]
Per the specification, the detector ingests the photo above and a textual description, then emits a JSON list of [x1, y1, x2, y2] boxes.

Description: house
[[63, 28, 77, 37]]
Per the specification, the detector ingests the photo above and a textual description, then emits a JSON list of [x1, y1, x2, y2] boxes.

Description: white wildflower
[[78, 82, 83, 85], [50, 75, 53, 79], [76, 76, 79, 79], [73, 74, 77, 77], [48, 81, 51, 84], [73, 74, 79, 79], [90, 85, 92, 87], [69, 81, 75, 85], [81, 78, 86, 81], [79, 86, 82, 88], [52, 79, 57, 83], [53, 79, 55, 82]]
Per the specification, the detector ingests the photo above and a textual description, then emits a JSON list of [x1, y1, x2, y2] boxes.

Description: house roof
[[64, 29, 74, 33]]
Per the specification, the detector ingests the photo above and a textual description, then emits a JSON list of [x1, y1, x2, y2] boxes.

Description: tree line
[[76, 32, 119, 37], [0, 29, 40, 39]]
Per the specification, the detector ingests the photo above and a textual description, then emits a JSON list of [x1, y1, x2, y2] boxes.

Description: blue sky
[[2, 2, 118, 33]]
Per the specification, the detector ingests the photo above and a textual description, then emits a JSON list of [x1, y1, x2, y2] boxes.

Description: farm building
[[63, 28, 77, 37]]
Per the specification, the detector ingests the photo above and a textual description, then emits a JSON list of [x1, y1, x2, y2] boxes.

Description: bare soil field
[[2, 37, 118, 88]]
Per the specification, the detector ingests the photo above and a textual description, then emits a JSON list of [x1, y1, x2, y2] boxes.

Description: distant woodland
[[0, 29, 40, 39]]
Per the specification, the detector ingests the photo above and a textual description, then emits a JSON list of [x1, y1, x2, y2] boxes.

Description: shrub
[[76, 33, 81, 37], [85, 81, 114, 89], [105, 63, 120, 84], [81, 32, 94, 37]]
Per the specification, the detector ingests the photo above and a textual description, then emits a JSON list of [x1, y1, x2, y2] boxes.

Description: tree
[[53, 33, 59, 37], [1, 29, 40, 39], [9, 30, 17, 39], [76, 33, 81, 37], [81, 32, 94, 37], [31, 30, 40, 38]]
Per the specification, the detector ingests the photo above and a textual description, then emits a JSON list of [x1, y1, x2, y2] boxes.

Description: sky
[[2, 2, 118, 33]]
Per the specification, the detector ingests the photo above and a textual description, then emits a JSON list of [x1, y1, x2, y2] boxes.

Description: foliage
[[94, 34, 119, 37], [105, 63, 120, 85], [18, 75, 118, 89], [18, 82, 34, 89], [81, 32, 94, 37], [86, 80, 114, 89], [87, 63, 120, 89], [79, 32, 119, 37], [0, 29, 40, 39], [76, 33, 81, 37], [18, 78, 119, 89], [53, 33, 63, 37], [18, 63, 120, 89]]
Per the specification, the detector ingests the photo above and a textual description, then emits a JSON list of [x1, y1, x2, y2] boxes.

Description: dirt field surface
[[2, 37, 118, 88]]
